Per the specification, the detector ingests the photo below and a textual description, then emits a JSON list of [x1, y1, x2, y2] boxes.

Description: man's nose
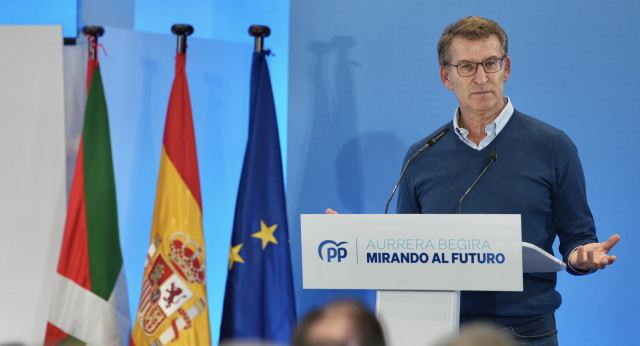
[[473, 64, 488, 84]]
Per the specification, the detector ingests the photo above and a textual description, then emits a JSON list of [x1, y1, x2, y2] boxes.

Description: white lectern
[[300, 214, 565, 346]]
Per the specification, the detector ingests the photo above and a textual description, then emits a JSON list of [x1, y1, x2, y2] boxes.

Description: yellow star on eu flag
[[252, 220, 279, 250], [229, 243, 245, 270]]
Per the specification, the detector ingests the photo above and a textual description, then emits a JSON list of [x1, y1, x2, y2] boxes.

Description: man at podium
[[378, 16, 618, 346]]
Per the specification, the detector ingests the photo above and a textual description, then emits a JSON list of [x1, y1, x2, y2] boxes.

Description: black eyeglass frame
[[447, 55, 507, 77]]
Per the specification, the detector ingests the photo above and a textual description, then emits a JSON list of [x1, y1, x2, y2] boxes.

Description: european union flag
[[220, 51, 297, 344]]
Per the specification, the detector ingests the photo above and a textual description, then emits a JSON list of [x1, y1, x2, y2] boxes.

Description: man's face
[[440, 35, 511, 118]]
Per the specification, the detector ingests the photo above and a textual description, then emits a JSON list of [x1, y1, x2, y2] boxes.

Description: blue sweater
[[397, 110, 598, 325]]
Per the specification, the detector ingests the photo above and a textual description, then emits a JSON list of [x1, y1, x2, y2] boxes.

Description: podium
[[300, 214, 566, 346]]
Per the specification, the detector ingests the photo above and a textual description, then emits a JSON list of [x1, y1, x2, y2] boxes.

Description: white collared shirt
[[453, 96, 514, 150]]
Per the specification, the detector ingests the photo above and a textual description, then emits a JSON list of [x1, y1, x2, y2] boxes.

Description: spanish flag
[[131, 50, 211, 345]]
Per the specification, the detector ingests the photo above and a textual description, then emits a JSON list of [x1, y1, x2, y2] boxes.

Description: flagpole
[[81, 26, 104, 60], [171, 24, 194, 53], [249, 25, 271, 53]]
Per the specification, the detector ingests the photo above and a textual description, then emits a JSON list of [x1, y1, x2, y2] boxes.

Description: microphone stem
[[385, 128, 450, 214], [458, 158, 496, 214], [385, 150, 420, 214]]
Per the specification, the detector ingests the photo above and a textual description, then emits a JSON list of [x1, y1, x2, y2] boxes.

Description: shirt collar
[[453, 96, 514, 138]]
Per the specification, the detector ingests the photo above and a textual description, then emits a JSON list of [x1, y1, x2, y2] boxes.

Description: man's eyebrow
[[455, 55, 502, 64]]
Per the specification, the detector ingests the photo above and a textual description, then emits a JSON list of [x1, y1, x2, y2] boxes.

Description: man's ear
[[503, 56, 511, 82], [440, 65, 454, 90]]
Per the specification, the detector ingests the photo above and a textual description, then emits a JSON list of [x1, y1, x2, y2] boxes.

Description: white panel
[[377, 290, 460, 346], [0, 25, 67, 344]]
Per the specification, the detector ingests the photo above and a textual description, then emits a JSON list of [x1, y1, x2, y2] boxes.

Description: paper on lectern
[[522, 242, 566, 273]]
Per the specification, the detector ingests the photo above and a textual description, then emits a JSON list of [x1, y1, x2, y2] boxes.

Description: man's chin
[[469, 100, 502, 114]]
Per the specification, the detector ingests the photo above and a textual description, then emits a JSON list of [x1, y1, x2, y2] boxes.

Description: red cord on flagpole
[[82, 26, 104, 61], [81, 26, 104, 92]]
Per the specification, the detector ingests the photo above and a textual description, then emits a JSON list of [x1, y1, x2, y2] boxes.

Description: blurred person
[[219, 340, 280, 346], [291, 299, 386, 346], [438, 321, 513, 346]]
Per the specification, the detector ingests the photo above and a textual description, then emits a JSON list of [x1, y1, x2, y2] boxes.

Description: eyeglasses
[[448, 56, 506, 77]]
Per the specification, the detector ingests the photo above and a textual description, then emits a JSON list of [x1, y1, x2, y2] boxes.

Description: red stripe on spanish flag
[[162, 52, 202, 209]]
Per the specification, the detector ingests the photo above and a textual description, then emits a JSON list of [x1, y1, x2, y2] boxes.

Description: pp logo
[[317, 240, 348, 263]]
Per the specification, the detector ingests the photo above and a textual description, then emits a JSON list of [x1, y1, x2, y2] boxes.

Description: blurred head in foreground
[[439, 321, 514, 346], [291, 299, 386, 346]]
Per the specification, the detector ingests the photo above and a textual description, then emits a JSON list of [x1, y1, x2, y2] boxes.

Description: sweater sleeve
[[551, 131, 599, 275], [396, 146, 421, 214]]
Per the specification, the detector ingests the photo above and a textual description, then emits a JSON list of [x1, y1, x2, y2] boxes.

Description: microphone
[[457, 149, 497, 214], [385, 128, 450, 214]]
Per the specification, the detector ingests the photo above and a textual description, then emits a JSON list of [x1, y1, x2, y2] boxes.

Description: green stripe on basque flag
[[82, 66, 123, 300]]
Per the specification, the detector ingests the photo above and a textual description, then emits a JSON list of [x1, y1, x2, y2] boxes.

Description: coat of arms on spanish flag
[[131, 46, 211, 345]]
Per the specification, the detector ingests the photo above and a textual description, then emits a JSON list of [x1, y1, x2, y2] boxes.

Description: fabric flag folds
[[220, 51, 296, 344], [131, 51, 212, 345], [45, 39, 131, 345]]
